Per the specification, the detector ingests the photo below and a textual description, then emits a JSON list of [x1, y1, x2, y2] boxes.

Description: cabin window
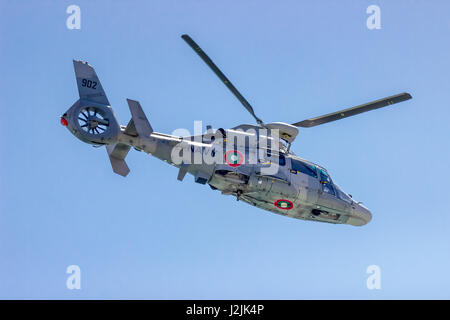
[[279, 154, 286, 166], [291, 159, 317, 178]]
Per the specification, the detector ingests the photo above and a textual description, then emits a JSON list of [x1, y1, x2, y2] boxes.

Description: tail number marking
[[81, 79, 97, 89]]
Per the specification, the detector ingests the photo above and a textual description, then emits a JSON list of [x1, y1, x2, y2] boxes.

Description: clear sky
[[0, 0, 449, 299]]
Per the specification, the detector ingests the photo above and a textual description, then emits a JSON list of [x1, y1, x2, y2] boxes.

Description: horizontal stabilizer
[[106, 143, 131, 177], [126, 99, 153, 137]]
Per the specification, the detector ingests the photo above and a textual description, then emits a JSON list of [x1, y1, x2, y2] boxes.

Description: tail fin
[[62, 61, 120, 147], [73, 60, 110, 105]]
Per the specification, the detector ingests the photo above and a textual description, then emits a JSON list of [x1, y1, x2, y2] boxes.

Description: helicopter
[[61, 34, 412, 226]]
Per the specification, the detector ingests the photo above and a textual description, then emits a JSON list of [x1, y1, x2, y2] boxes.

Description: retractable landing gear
[[236, 190, 243, 201]]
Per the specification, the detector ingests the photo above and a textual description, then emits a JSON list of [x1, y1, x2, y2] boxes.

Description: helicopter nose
[[347, 203, 372, 226]]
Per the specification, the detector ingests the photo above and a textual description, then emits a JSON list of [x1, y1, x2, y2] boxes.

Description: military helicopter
[[61, 34, 412, 226]]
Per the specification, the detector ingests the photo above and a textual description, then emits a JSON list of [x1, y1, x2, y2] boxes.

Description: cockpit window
[[319, 169, 335, 196], [291, 159, 317, 178], [319, 169, 331, 184]]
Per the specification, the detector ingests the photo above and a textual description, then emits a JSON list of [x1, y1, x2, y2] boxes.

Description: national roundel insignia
[[274, 199, 293, 210], [224, 150, 244, 167]]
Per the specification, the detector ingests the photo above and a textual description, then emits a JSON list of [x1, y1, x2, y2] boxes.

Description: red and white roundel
[[274, 199, 293, 210], [224, 150, 244, 167]]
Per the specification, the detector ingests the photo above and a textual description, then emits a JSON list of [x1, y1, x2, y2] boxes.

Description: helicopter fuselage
[[113, 124, 372, 226], [62, 56, 410, 228]]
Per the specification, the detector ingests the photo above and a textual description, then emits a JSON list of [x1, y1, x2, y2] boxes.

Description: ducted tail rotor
[[77, 106, 110, 135]]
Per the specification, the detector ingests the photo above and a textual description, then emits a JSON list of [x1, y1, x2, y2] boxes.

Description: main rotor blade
[[292, 92, 412, 128], [181, 34, 264, 126]]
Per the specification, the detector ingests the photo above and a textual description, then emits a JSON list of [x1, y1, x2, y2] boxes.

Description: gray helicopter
[[61, 34, 412, 226]]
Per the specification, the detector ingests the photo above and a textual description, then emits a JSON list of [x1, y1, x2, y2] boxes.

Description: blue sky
[[0, 0, 449, 299]]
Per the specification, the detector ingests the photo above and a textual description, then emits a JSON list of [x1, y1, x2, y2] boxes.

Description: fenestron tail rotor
[[77, 106, 110, 135], [292, 92, 412, 128]]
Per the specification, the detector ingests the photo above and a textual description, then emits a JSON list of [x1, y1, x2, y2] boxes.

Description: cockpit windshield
[[334, 184, 353, 203], [289, 158, 353, 202]]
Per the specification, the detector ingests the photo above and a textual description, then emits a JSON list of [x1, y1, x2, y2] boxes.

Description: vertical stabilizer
[[73, 60, 110, 105]]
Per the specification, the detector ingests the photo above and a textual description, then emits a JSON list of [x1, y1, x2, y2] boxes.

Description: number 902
[[81, 78, 97, 89]]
